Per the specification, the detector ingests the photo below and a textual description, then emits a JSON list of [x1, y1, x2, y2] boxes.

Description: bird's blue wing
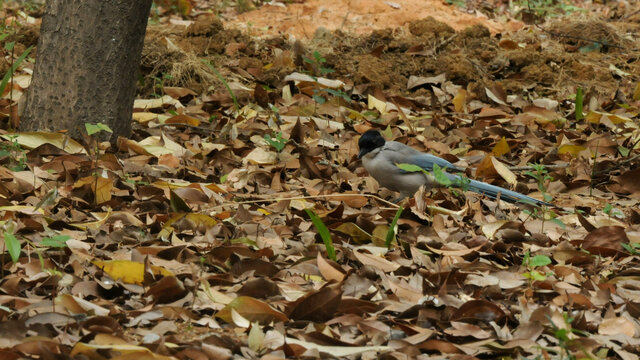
[[404, 153, 464, 173]]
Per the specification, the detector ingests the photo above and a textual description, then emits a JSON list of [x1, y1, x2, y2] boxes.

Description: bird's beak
[[357, 148, 367, 159]]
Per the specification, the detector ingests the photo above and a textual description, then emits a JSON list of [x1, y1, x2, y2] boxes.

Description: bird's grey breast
[[362, 144, 434, 196]]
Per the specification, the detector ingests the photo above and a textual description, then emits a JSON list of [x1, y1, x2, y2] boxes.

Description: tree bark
[[21, 0, 152, 140]]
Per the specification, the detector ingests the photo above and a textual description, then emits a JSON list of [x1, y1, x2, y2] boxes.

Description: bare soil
[[139, 10, 640, 104]]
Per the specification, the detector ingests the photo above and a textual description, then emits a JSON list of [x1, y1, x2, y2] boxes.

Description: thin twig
[[210, 193, 401, 209], [593, 153, 640, 176], [151, 123, 216, 133], [533, 24, 629, 51], [621, 8, 640, 20], [435, 34, 457, 52], [509, 164, 567, 171]]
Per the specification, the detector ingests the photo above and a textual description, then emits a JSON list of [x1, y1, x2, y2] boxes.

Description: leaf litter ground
[[2, 1, 640, 359]]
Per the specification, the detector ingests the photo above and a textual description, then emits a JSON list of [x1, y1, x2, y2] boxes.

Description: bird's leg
[[393, 191, 414, 204], [392, 196, 405, 204]]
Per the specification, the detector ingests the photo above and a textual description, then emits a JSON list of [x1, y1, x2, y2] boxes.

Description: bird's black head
[[358, 130, 386, 158]]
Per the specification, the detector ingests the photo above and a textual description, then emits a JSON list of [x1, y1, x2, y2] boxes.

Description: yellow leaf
[[490, 157, 516, 185], [492, 136, 510, 157], [606, 114, 632, 124], [558, 144, 586, 157], [585, 111, 630, 125], [367, 94, 386, 114], [95, 177, 113, 204], [164, 114, 200, 126], [73, 176, 113, 204], [132, 112, 159, 123], [70, 208, 112, 231], [134, 96, 183, 110], [372, 225, 391, 247], [353, 250, 399, 272], [1, 132, 86, 154], [158, 212, 217, 240], [135, 134, 185, 157], [634, 83, 640, 101], [205, 183, 227, 193], [335, 222, 371, 244], [585, 111, 603, 124], [216, 296, 288, 325], [243, 147, 278, 165], [452, 89, 467, 113], [475, 155, 498, 179], [176, 0, 193, 15], [0, 205, 44, 215], [482, 220, 509, 239], [71, 342, 173, 360], [317, 252, 345, 282], [92, 260, 174, 285], [248, 322, 265, 351]]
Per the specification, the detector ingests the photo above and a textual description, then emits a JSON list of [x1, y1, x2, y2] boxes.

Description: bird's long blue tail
[[445, 173, 550, 206], [467, 179, 550, 206]]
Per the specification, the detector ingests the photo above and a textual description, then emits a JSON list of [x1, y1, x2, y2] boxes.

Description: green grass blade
[[385, 206, 403, 249], [305, 209, 336, 261], [201, 59, 240, 111], [0, 45, 33, 98], [575, 87, 583, 121], [3, 232, 21, 263]]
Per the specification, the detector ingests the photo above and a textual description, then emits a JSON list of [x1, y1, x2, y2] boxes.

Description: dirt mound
[[548, 19, 628, 49], [134, 14, 640, 102], [232, 0, 513, 39]]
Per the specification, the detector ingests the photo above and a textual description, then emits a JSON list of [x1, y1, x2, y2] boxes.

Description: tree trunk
[[21, 0, 152, 140]]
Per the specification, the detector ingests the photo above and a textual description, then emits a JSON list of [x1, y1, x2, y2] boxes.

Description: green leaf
[[432, 164, 452, 187], [319, 67, 335, 75], [230, 237, 258, 249], [618, 146, 630, 157], [396, 163, 425, 173], [0, 45, 33, 98], [575, 87, 583, 121], [385, 206, 404, 249], [3, 232, 20, 263], [202, 60, 239, 111], [578, 42, 601, 54], [85, 122, 113, 136], [603, 203, 613, 215], [264, 132, 287, 152], [454, 175, 471, 191], [380, 126, 393, 139], [312, 95, 326, 104], [322, 88, 350, 102], [312, 51, 325, 64], [40, 235, 70, 248], [530, 255, 551, 267], [521, 250, 530, 267], [549, 218, 566, 229], [305, 209, 336, 261], [622, 243, 639, 255], [523, 269, 547, 281]]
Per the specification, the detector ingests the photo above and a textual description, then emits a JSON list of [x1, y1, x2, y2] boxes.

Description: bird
[[357, 130, 550, 206]]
